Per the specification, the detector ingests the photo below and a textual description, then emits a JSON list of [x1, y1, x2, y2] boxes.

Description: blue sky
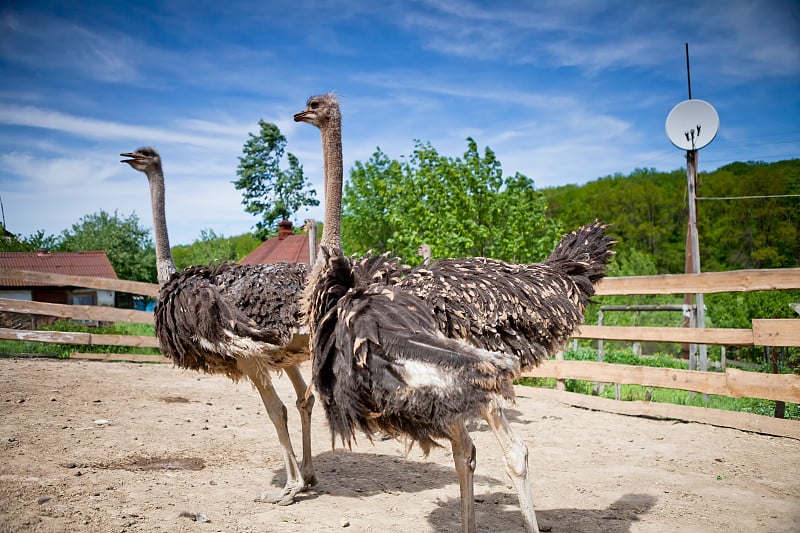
[[1, 1, 798, 246]]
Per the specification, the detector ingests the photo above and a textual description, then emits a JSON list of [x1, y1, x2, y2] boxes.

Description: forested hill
[[542, 159, 800, 274]]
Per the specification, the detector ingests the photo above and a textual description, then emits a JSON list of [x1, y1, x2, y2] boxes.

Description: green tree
[[172, 230, 261, 270], [0, 227, 59, 252], [543, 159, 800, 274], [234, 120, 319, 240], [57, 210, 156, 283], [342, 138, 559, 263], [172, 228, 236, 270]]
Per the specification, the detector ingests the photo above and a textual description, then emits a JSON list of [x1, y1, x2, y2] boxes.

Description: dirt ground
[[1, 357, 798, 533]]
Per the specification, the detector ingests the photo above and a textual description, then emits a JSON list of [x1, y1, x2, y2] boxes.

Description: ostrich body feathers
[[156, 261, 309, 380]]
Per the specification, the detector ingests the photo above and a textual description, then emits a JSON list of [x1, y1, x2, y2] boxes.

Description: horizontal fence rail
[[594, 268, 800, 295], [521, 360, 800, 403], [0, 327, 160, 348], [0, 268, 159, 297], [0, 297, 154, 324]]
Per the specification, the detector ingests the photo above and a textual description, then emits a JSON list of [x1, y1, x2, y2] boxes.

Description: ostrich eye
[[310, 101, 319, 109]]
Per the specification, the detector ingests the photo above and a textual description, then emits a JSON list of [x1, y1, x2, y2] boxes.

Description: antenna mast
[[665, 44, 719, 374]]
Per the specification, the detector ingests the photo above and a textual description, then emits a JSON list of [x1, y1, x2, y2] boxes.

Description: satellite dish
[[665, 99, 719, 150]]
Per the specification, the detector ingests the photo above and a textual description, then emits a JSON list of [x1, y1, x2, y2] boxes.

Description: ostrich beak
[[120, 152, 144, 164], [294, 111, 310, 123]]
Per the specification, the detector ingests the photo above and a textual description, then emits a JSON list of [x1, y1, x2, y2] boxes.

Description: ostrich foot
[[256, 478, 316, 506], [304, 473, 319, 488]]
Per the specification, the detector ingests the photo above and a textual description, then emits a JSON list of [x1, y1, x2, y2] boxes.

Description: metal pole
[[685, 43, 692, 100]]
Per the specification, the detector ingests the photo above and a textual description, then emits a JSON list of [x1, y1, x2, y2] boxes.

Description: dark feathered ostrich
[[121, 147, 316, 505], [295, 94, 614, 533]]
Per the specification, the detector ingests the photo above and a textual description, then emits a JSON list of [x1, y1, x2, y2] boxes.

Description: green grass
[[0, 320, 159, 359], [516, 347, 799, 420]]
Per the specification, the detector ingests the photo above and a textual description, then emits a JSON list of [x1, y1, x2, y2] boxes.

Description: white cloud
[[0, 105, 243, 151]]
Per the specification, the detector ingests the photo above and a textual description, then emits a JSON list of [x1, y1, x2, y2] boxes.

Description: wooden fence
[[1, 267, 799, 438]]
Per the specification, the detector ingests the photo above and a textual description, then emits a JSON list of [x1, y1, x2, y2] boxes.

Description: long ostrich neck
[[319, 116, 342, 250], [146, 166, 178, 286]]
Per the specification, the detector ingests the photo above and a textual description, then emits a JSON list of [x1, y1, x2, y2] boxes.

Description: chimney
[[277, 220, 293, 240]]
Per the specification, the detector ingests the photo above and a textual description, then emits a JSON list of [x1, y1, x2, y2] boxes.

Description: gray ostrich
[[416, 243, 432, 266], [295, 94, 614, 532], [121, 147, 316, 505]]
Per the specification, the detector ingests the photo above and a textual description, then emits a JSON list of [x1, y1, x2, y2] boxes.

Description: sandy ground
[[1, 357, 798, 533]]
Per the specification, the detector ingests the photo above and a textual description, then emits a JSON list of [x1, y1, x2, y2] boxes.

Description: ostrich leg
[[238, 359, 306, 505], [283, 365, 317, 487], [481, 398, 540, 533], [449, 422, 477, 533]]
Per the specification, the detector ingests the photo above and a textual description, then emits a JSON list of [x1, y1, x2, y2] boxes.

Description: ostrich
[[120, 147, 316, 505], [295, 94, 614, 532], [416, 243, 432, 266]]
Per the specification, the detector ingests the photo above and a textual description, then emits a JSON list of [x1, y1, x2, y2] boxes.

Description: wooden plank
[[70, 352, 170, 363], [521, 360, 800, 403], [573, 325, 753, 345], [533, 388, 800, 440], [89, 333, 160, 348], [0, 298, 154, 324], [0, 328, 91, 344], [0, 327, 160, 348], [752, 319, 800, 347], [725, 368, 800, 402], [595, 268, 800, 295], [0, 268, 159, 297]]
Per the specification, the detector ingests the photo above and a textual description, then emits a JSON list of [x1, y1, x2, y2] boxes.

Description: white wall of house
[[96, 290, 115, 307], [70, 289, 115, 307]]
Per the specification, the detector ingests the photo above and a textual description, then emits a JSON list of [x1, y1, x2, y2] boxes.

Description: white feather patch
[[397, 359, 455, 388]]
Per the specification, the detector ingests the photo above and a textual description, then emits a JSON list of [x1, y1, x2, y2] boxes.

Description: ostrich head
[[120, 147, 161, 176], [293, 93, 340, 129], [416, 244, 431, 259]]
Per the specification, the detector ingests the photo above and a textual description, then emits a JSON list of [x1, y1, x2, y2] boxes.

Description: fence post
[[769, 346, 786, 418], [555, 350, 565, 391], [593, 309, 605, 396]]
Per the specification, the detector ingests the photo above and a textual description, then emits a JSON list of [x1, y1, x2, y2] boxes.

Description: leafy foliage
[[56, 210, 156, 283], [234, 120, 319, 239], [171, 228, 235, 270], [544, 159, 800, 273], [0, 227, 60, 252], [172, 229, 261, 270], [343, 138, 562, 263]]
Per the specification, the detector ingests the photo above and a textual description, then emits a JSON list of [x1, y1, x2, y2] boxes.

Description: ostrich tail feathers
[[351, 252, 410, 288], [545, 221, 616, 284]]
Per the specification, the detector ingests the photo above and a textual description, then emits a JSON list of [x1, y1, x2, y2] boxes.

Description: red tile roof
[[240, 234, 317, 265], [0, 251, 118, 287]]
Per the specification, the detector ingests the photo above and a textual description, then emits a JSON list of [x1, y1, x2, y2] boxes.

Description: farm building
[[0, 251, 121, 328], [240, 220, 317, 265]]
